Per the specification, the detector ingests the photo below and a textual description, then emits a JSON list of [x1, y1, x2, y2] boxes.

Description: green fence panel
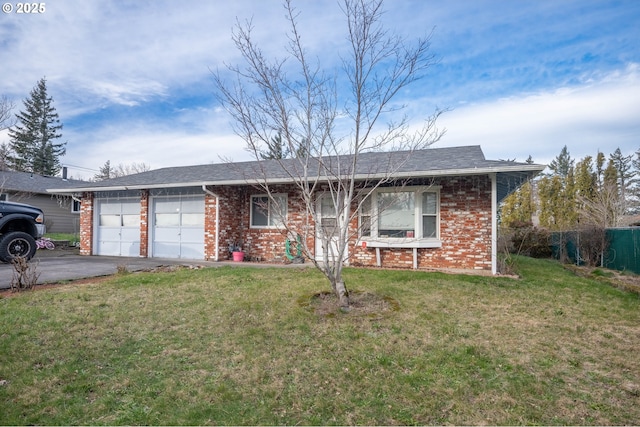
[[604, 228, 640, 274], [550, 231, 585, 265], [551, 228, 640, 274]]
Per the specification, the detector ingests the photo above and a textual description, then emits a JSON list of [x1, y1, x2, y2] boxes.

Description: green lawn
[[43, 233, 79, 245], [1, 257, 639, 425]]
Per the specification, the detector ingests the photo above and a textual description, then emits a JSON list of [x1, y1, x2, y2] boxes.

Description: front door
[[315, 195, 343, 262]]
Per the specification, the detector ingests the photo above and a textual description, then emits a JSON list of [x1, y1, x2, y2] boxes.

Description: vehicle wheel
[[0, 231, 37, 262]]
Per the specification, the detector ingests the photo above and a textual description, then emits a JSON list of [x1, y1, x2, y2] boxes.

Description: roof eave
[[46, 164, 546, 193]]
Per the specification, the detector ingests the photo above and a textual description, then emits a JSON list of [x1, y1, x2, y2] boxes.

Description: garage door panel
[[154, 228, 180, 241], [152, 196, 205, 259], [96, 199, 141, 257], [97, 241, 120, 256], [180, 227, 204, 242], [179, 243, 204, 259], [152, 242, 175, 258], [180, 198, 205, 212], [121, 242, 140, 257], [155, 200, 181, 213]]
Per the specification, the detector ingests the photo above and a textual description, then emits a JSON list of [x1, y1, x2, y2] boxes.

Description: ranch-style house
[[49, 145, 545, 274]]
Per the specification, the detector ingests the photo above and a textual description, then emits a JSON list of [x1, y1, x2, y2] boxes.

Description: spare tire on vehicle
[[0, 231, 37, 262]]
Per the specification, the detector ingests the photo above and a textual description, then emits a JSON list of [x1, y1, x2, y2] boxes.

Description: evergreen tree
[[0, 143, 11, 171], [631, 148, 640, 214], [538, 175, 563, 229], [94, 160, 113, 181], [500, 181, 534, 227], [8, 77, 66, 175], [575, 156, 596, 201], [603, 159, 619, 191], [260, 132, 288, 160], [609, 147, 634, 214], [538, 147, 578, 230], [93, 160, 151, 180], [595, 151, 606, 188], [548, 145, 573, 178], [564, 166, 578, 226]]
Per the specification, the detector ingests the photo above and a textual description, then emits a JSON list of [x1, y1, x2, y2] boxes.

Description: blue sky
[[0, 0, 638, 179]]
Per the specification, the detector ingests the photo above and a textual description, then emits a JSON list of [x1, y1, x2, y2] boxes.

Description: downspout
[[490, 173, 497, 275], [202, 185, 221, 261]]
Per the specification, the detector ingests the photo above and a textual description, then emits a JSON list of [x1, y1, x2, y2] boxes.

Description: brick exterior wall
[[139, 190, 149, 257], [205, 185, 306, 262], [80, 175, 494, 272], [351, 176, 493, 270], [79, 192, 94, 255]]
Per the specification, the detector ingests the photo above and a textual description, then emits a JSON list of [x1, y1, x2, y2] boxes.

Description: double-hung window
[[359, 187, 440, 241], [250, 194, 287, 228]]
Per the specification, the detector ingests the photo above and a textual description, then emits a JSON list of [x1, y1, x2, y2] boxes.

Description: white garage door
[[152, 195, 205, 259], [96, 199, 141, 256]]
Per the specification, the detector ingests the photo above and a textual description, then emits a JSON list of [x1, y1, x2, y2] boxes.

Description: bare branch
[[213, 0, 444, 307], [0, 95, 16, 131]]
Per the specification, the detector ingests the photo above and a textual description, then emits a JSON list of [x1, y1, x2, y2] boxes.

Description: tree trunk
[[334, 280, 350, 308]]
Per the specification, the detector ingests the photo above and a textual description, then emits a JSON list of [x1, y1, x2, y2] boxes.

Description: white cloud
[[434, 64, 640, 164], [1, 0, 638, 177]]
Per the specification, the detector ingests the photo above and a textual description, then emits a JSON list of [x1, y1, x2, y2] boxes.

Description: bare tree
[[214, 0, 444, 307], [578, 179, 624, 229], [93, 160, 151, 181], [0, 95, 16, 131], [1, 96, 16, 171], [112, 162, 150, 177], [0, 143, 11, 171]]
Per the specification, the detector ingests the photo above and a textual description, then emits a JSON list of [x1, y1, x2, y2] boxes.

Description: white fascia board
[[46, 164, 546, 193]]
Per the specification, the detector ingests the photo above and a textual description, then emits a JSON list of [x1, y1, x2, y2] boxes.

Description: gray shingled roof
[[1, 170, 86, 194], [47, 145, 545, 201]]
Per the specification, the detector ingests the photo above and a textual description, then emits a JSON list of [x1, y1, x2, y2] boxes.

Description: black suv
[[0, 200, 46, 262]]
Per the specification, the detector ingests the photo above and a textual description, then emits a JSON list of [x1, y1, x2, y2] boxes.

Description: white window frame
[[0, 193, 8, 202], [250, 194, 287, 228], [359, 186, 441, 246], [71, 199, 81, 213]]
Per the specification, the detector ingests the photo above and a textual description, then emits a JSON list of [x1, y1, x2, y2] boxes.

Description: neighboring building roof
[[0, 170, 87, 194], [619, 215, 640, 227], [47, 145, 546, 201]]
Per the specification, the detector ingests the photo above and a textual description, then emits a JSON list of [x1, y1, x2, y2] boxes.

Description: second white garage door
[[152, 195, 205, 259], [96, 198, 141, 257]]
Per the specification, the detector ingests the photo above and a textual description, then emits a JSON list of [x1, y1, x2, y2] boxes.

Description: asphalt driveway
[[0, 249, 309, 290], [0, 251, 218, 290]]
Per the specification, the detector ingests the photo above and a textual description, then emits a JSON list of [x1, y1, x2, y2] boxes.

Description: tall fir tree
[[8, 77, 66, 175], [547, 145, 574, 178], [500, 154, 536, 227], [94, 160, 113, 181], [631, 148, 640, 214], [538, 147, 578, 230], [595, 151, 606, 188], [260, 132, 288, 160], [609, 147, 634, 214], [575, 156, 596, 201], [500, 181, 534, 227]]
